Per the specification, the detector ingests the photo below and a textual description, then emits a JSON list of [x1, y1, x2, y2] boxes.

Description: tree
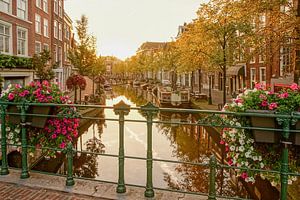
[[32, 49, 57, 81], [68, 15, 97, 76]]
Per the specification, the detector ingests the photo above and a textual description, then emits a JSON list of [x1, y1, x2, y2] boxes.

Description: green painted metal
[[66, 142, 75, 186], [20, 102, 29, 179], [113, 100, 130, 194], [0, 104, 9, 175], [141, 102, 158, 198], [0, 101, 299, 200], [208, 155, 217, 200], [277, 118, 291, 200]]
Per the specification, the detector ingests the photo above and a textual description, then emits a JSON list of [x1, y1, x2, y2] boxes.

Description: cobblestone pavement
[[0, 182, 107, 200]]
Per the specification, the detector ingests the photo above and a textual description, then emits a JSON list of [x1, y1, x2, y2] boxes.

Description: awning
[[226, 65, 245, 76]]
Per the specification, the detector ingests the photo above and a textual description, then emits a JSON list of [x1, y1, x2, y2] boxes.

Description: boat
[[155, 86, 190, 108]]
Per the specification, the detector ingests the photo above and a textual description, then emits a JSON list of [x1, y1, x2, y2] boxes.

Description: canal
[[71, 86, 249, 198]]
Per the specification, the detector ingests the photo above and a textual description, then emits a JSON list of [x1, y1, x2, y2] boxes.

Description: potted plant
[[1, 80, 67, 128], [220, 83, 300, 186], [1, 81, 80, 157]]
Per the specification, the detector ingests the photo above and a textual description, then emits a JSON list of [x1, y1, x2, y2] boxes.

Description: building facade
[[0, 0, 73, 90]]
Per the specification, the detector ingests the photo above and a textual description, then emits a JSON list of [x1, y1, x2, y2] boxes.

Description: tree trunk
[[223, 66, 226, 106], [294, 4, 300, 84], [198, 69, 202, 93], [74, 87, 77, 104], [79, 88, 82, 104], [191, 71, 194, 92]]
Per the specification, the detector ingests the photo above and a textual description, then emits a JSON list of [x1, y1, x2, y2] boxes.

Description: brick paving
[[0, 182, 107, 200]]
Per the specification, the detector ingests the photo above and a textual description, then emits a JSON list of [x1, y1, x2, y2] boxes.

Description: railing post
[[277, 117, 292, 200], [208, 155, 217, 200], [0, 104, 9, 175], [113, 100, 130, 194], [20, 102, 29, 179], [141, 102, 158, 198], [66, 142, 75, 186]]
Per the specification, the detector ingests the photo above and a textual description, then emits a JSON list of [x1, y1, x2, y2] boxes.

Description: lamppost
[[208, 73, 213, 105]]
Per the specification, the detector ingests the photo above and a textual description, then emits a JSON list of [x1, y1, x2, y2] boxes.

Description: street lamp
[[208, 72, 213, 105]]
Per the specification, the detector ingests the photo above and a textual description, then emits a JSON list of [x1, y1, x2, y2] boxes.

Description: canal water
[[72, 86, 249, 198]]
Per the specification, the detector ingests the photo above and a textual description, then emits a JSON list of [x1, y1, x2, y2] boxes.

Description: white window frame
[[36, 0, 41, 8], [0, 0, 11, 14], [17, 0, 27, 20], [280, 45, 292, 77], [35, 14, 41, 34], [42, 0, 48, 13], [0, 21, 12, 55], [58, 0, 63, 17], [54, 20, 58, 39], [259, 54, 265, 63], [35, 41, 42, 54], [17, 26, 28, 56], [43, 43, 49, 51], [54, 0, 58, 14], [58, 46, 62, 67], [58, 23, 62, 41], [249, 48, 255, 64], [250, 68, 256, 89], [259, 67, 266, 86], [54, 44, 58, 62], [43, 18, 48, 37]]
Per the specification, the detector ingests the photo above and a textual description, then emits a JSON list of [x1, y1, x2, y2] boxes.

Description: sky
[[64, 0, 207, 60]]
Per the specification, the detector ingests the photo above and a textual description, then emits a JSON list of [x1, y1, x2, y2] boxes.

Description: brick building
[[0, 0, 74, 90]]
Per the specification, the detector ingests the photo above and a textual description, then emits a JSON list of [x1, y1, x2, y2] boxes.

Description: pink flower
[[59, 142, 66, 149], [220, 140, 225, 145], [261, 100, 268, 107], [259, 94, 267, 100], [15, 84, 21, 89], [51, 134, 57, 139], [241, 172, 248, 179], [268, 102, 278, 110], [8, 93, 15, 100], [19, 92, 26, 97], [278, 92, 289, 99], [290, 83, 298, 91], [234, 98, 243, 104], [228, 159, 233, 166], [268, 91, 275, 95], [254, 83, 263, 90]]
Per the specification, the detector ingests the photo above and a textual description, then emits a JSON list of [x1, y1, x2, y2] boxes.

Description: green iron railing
[[0, 101, 299, 200]]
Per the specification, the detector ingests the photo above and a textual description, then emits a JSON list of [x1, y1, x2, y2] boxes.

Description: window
[[43, 18, 48, 37], [58, 0, 63, 17], [35, 41, 41, 54], [280, 45, 292, 76], [259, 54, 265, 63], [0, 22, 11, 54], [54, 45, 58, 62], [36, 0, 41, 8], [258, 14, 266, 28], [249, 48, 255, 64], [54, 0, 58, 14], [17, 27, 27, 55], [54, 20, 58, 38], [35, 42, 41, 54], [59, 23, 62, 40], [35, 14, 41, 34], [42, 0, 47, 12], [58, 46, 62, 67], [43, 43, 49, 51], [65, 25, 70, 39], [259, 67, 266, 86], [0, 0, 10, 13], [17, 0, 27, 20], [64, 43, 68, 61], [250, 68, 256, 89]]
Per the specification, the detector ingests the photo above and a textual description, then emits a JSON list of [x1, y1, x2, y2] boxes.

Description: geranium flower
[[290, 83, 299, 91]]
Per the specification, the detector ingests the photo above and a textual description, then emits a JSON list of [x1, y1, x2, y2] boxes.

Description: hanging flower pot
[[7, 105, 51, 128], [248, 110, 279, 143]]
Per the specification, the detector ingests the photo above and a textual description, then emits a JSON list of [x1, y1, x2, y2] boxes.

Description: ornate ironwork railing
[[0, 101, 299, 200]]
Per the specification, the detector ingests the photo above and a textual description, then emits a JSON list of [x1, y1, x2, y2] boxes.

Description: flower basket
[[248, 110, 279, 143], [7, 105, 51, 128]]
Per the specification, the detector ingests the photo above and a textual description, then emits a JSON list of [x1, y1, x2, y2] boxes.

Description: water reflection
[[71, 86, 249, 198]]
